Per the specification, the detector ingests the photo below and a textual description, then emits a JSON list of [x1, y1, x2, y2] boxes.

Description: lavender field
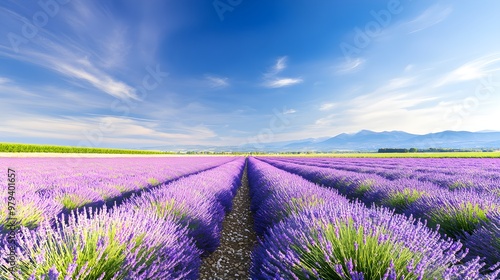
[[1, 156, 499, 279], [1, 157, 245, 279], [253, 157, 500, 277]]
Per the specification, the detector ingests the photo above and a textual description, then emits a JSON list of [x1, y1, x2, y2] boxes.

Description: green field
[[261, 152, 500, 158], [0, 143, 169, 154], [2, 143, 500, 157]]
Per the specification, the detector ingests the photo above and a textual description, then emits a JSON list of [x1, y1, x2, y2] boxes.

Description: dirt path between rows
[[199, 164, 257, 280]]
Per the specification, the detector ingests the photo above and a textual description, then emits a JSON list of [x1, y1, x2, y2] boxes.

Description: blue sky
[[1, 0, 500, 149]]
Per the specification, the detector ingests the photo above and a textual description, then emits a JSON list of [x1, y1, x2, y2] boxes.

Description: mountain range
[[142, 130, 500, 152]]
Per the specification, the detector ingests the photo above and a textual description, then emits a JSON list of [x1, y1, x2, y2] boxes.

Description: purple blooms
[[405, 188, 498, 237], [2, 154, 498, 278], [123, 158, 244, 254], [126, 187, 224, 254], [0, 157, 245, 279], [264, 157, 500, 195], [258, 156, 500, 267], [465, 210, 500, 266], [249, 157, 499, 279], [248, 158, 348, 236], [1, 206, 201, 279], [0, 157, 235, 232]]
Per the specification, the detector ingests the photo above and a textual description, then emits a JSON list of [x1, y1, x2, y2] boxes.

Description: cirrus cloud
[[263, 56, 304, 88]]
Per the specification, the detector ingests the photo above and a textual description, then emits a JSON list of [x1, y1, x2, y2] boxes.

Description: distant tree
[[378, 148, 409, 153], [409, 148, 418, 153]]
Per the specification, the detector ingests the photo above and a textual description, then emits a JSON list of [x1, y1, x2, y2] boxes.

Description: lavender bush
[[0, 157, 234, 232], [405, 189, 499, 238], [249, 157, 499, 279], [0, 157, 246, 279], [259, 157, 500, 266], [465, 210, 500, 266], [0, 207, 201, 280]]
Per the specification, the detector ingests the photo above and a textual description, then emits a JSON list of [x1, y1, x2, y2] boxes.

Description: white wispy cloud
[[205, 75, 229, 88], [55, 62, 139, 100], [0, 77, 11, 84], [380, 77, 416, 92], [311, 92, 444, 136], [307, 59, 500, 138], [99, 26, 131, 69], [404, 64, 414, 72], [350, 76, 417, 104], [62, 1, 131, 69], [434, 53, 500, 87], [264, 56, 288, 78], [19, 41, 138, 100], [335, 57, 365, 74], [284, 108, 297, 114], [0, 82, 41, 102], [273, 56, 287, 73], [263, 56, 303, 88], [265, 78, 303, 88], [404, 4, 453, 34], [0, 3, 140, 100], [0, 115, 218, 146], [319, 103, 337, 111], [315, 113, 339, 126], [0, 79, 106, 111]]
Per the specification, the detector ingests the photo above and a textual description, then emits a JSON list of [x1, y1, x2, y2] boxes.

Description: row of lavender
[[0, 157, 234, 232], [277, 157, 500, 194], [1, 157, 245, 279], [282, 157, 500, 175], [247, 158, 499, 279], [258, 157, 500, 267]]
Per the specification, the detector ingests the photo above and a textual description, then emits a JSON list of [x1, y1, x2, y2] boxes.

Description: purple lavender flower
[[465, 210, 500, 266], [122, 158, 244, 254], [0, 156, 237, 233], [405, 189, 498, 238], [249, 157, 499, 279], [257, 156, 500, 267], [1, 206, 201, 280]]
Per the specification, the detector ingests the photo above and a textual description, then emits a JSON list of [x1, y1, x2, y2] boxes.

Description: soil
[[199, 165, 257, 280]]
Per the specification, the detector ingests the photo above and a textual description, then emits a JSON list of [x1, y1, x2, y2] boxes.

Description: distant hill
[[298, 130, 500, 152], [142, 130, 500, 152], [311, 130, 418, 151]]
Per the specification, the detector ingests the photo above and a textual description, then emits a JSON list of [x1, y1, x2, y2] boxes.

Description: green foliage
[[493, 189, 500, 198], [428, 202, 492, 237], [285, 196, 325, 216], [147, 178, 161, 186], [152, 199, 188, 221], [378, 148, 410, 153], [12, 219, 156, 279], [0, 143, 169, 154], [383, 188, 425, 212], [0, 203, 45, 232], [292, 220, 426, 279], [449, 181, 473, 190], [59, 194, 92, 210], [261, 152, 500, 158], [354, 180, 374, 198], [150, 200, 201, 231], [111, 185, 127, 193]]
